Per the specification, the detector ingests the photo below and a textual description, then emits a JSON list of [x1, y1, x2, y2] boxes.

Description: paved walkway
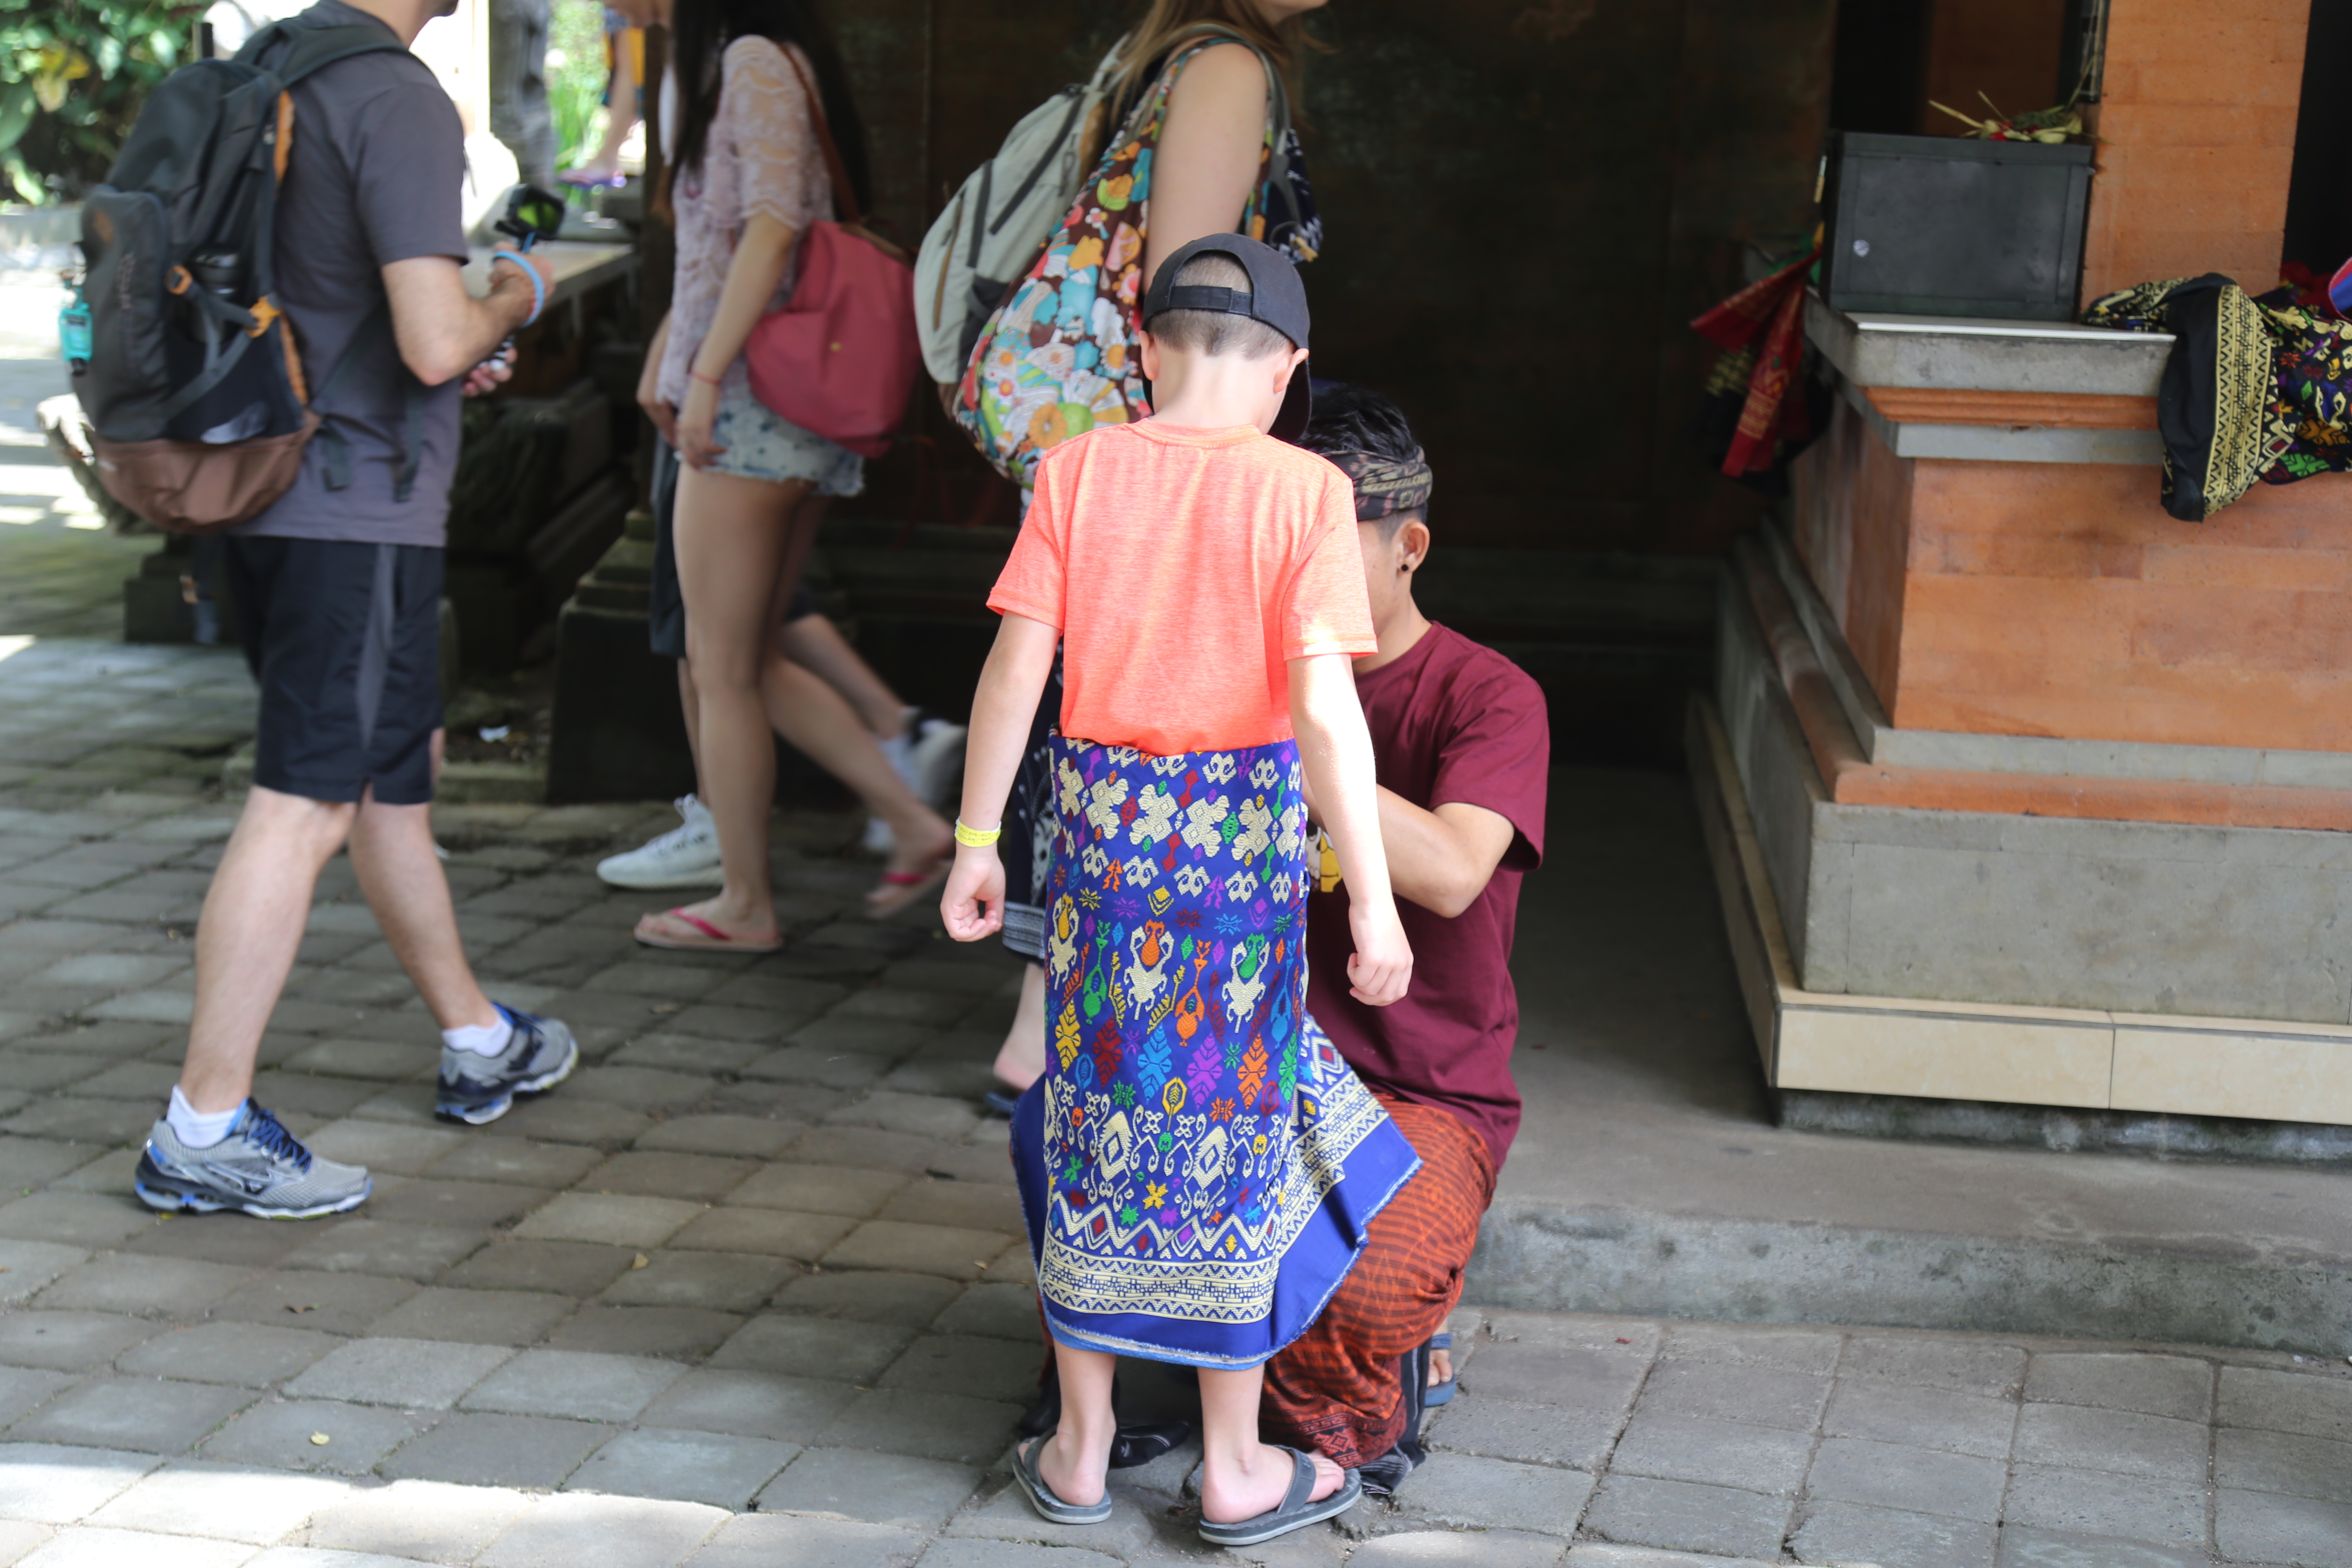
[[3, 335, 2352, 1568], [0, 673, 2341, 1567]]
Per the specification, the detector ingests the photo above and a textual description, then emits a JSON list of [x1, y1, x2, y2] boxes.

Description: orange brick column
[[2077, 0, 2310, 303]]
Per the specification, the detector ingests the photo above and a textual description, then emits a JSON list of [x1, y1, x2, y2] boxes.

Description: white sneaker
[[597, 794, 724, 889], [864, 714, 966, 854], [909, 716, 967, 810]]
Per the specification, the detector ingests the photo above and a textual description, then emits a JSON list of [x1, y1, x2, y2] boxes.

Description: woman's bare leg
[[677, 661, 707, 798], [640, 466, 812, 944], [777, 612, 913, 739], [760, 653, 952, 890]]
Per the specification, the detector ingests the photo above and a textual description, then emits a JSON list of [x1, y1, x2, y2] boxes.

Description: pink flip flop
[[634, 907, 784, 952], [864, 861, 949, 920]]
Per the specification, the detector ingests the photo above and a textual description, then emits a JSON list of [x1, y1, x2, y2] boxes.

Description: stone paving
[[0, 663, 2344, 1565], [4, 347, 2352, 1566], [0, 348, 155, 646]]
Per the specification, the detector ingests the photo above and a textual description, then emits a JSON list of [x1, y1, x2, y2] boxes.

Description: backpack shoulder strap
[[239, 17, 408, 88], [774, 45, 861, 226]]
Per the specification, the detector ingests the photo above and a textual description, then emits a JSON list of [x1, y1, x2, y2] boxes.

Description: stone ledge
[[1838, 377, 2164, 465], [1806, 292, 2169, 397]]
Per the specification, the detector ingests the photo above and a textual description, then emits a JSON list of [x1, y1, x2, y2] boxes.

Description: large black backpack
[[72, 14, 416, 534]]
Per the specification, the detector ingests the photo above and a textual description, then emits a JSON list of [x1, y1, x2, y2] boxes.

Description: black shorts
[[648, 438, 819, 662], [224, 536, 444, 806]]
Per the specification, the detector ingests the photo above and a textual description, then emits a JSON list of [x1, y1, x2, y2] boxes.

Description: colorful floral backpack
[[951, 30, 1320, 493]]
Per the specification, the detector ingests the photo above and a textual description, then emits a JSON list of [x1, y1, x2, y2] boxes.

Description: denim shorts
[[707, 386, 866, 494]]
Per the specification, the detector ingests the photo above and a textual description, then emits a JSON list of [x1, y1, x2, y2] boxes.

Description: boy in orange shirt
[[940, 236, 1418, 1549]]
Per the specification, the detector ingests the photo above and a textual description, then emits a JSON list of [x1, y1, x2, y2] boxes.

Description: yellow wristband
[[953, 820, 1001, 848]]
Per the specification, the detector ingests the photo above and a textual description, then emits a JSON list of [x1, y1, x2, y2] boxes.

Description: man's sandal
[[1013, 1435, 1113, 1525], [1424, 1331, 1458, 1406], [1196, 1447, 1363, 1547]]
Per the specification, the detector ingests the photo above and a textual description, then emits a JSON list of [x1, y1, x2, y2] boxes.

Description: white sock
[[166, 1086, 240, 1150], [443, 1015, 515, 1057]]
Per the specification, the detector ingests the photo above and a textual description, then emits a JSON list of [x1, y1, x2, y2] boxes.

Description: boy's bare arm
[[1289, 654, 1411, 1006], [940, 613, 1060, 942]]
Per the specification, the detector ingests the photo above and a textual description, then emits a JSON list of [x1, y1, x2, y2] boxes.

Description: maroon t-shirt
[[1306, 623, 1549, 1170]]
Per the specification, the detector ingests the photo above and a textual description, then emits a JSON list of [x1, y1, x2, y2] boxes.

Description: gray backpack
[[913, 43, 1125, 387], [914, 32, 1309, 392]]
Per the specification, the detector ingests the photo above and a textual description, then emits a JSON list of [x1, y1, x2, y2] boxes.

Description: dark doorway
[[1829, 0, 2074, 140], [1830, 0, 1929, 135]]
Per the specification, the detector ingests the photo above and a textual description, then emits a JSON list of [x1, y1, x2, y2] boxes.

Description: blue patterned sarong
[[1011, 734, 1420, 1368]]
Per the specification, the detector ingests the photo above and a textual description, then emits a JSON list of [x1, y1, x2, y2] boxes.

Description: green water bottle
[[59, 289, 92, 372]]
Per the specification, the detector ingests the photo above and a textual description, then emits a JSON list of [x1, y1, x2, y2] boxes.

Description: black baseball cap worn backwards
[[1142, 233, 1313, 442]]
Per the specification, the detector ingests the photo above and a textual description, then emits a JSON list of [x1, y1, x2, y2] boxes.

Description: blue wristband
[[490, 249, 545, 327]]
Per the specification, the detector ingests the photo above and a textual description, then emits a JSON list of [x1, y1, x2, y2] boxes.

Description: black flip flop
[[1424, 1331, 1457, 1406], [1196, 1447, 1362, 1547], [1013, 1435, 1113, 1525]]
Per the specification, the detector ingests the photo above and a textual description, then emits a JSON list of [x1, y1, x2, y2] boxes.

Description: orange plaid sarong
[[1260, 1096, 1496, 1467]]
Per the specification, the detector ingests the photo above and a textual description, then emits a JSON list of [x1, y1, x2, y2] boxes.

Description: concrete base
[[1694, 685, 2352, 1127], [1720, 531, 2352, 1026], [1463, 766, 2352, 1353]]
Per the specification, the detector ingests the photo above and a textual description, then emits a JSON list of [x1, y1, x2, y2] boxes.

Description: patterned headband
[[1326, 447, 1434, 520]]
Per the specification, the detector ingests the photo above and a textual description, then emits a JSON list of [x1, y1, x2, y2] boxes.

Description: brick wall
[[1792, 398, 1913, 713], [1815, 438, 2352, 753], [2078, 0, 2311, 302]]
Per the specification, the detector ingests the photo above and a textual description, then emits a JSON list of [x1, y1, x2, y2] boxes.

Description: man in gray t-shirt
[[243, 0, 466, 545], [135, 0, 584, 1224]]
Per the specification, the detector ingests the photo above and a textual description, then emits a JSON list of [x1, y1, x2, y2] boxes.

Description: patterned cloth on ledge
[[1012, 734, 1418, 1368], [2082, 273, 2352, 520]]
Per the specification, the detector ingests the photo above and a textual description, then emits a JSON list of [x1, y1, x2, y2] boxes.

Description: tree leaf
[[3, 149, 43, 204], [0, 81, 29, 152]]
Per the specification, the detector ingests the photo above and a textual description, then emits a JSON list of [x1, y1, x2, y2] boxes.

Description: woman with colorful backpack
[[951, 0, 1328, 1099], [632, 0, 951, 951]]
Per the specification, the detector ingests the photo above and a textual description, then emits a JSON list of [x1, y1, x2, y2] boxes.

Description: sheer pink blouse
[[656, 37, 833, 408]]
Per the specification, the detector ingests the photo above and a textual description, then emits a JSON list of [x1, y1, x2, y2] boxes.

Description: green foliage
[[0, 0, 201, 205], [546, 0, 608, 174]]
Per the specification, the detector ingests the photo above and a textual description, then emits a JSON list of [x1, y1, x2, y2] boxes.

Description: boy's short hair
[[1147, 251, 1297, 360], [1301, 384, 1433, 538]]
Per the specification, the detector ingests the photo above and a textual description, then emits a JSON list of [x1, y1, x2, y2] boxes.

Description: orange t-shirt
[[987, 421, 1376, 756]]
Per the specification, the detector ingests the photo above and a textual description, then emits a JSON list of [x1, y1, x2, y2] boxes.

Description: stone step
[[1467, 765, 2352, 1355]]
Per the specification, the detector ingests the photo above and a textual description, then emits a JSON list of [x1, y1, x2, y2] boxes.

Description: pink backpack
[[744, 51, 918, 459]]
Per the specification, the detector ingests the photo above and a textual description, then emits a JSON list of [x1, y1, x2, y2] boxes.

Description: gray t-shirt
[[240, 1, 468, 548]]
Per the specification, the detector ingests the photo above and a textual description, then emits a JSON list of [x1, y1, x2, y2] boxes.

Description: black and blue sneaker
[[135, 1099, 372, 1219], [436, 1004, 579, 1125]]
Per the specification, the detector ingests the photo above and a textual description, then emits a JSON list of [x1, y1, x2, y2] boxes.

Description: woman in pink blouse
[[632, 0, 949, 951]]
